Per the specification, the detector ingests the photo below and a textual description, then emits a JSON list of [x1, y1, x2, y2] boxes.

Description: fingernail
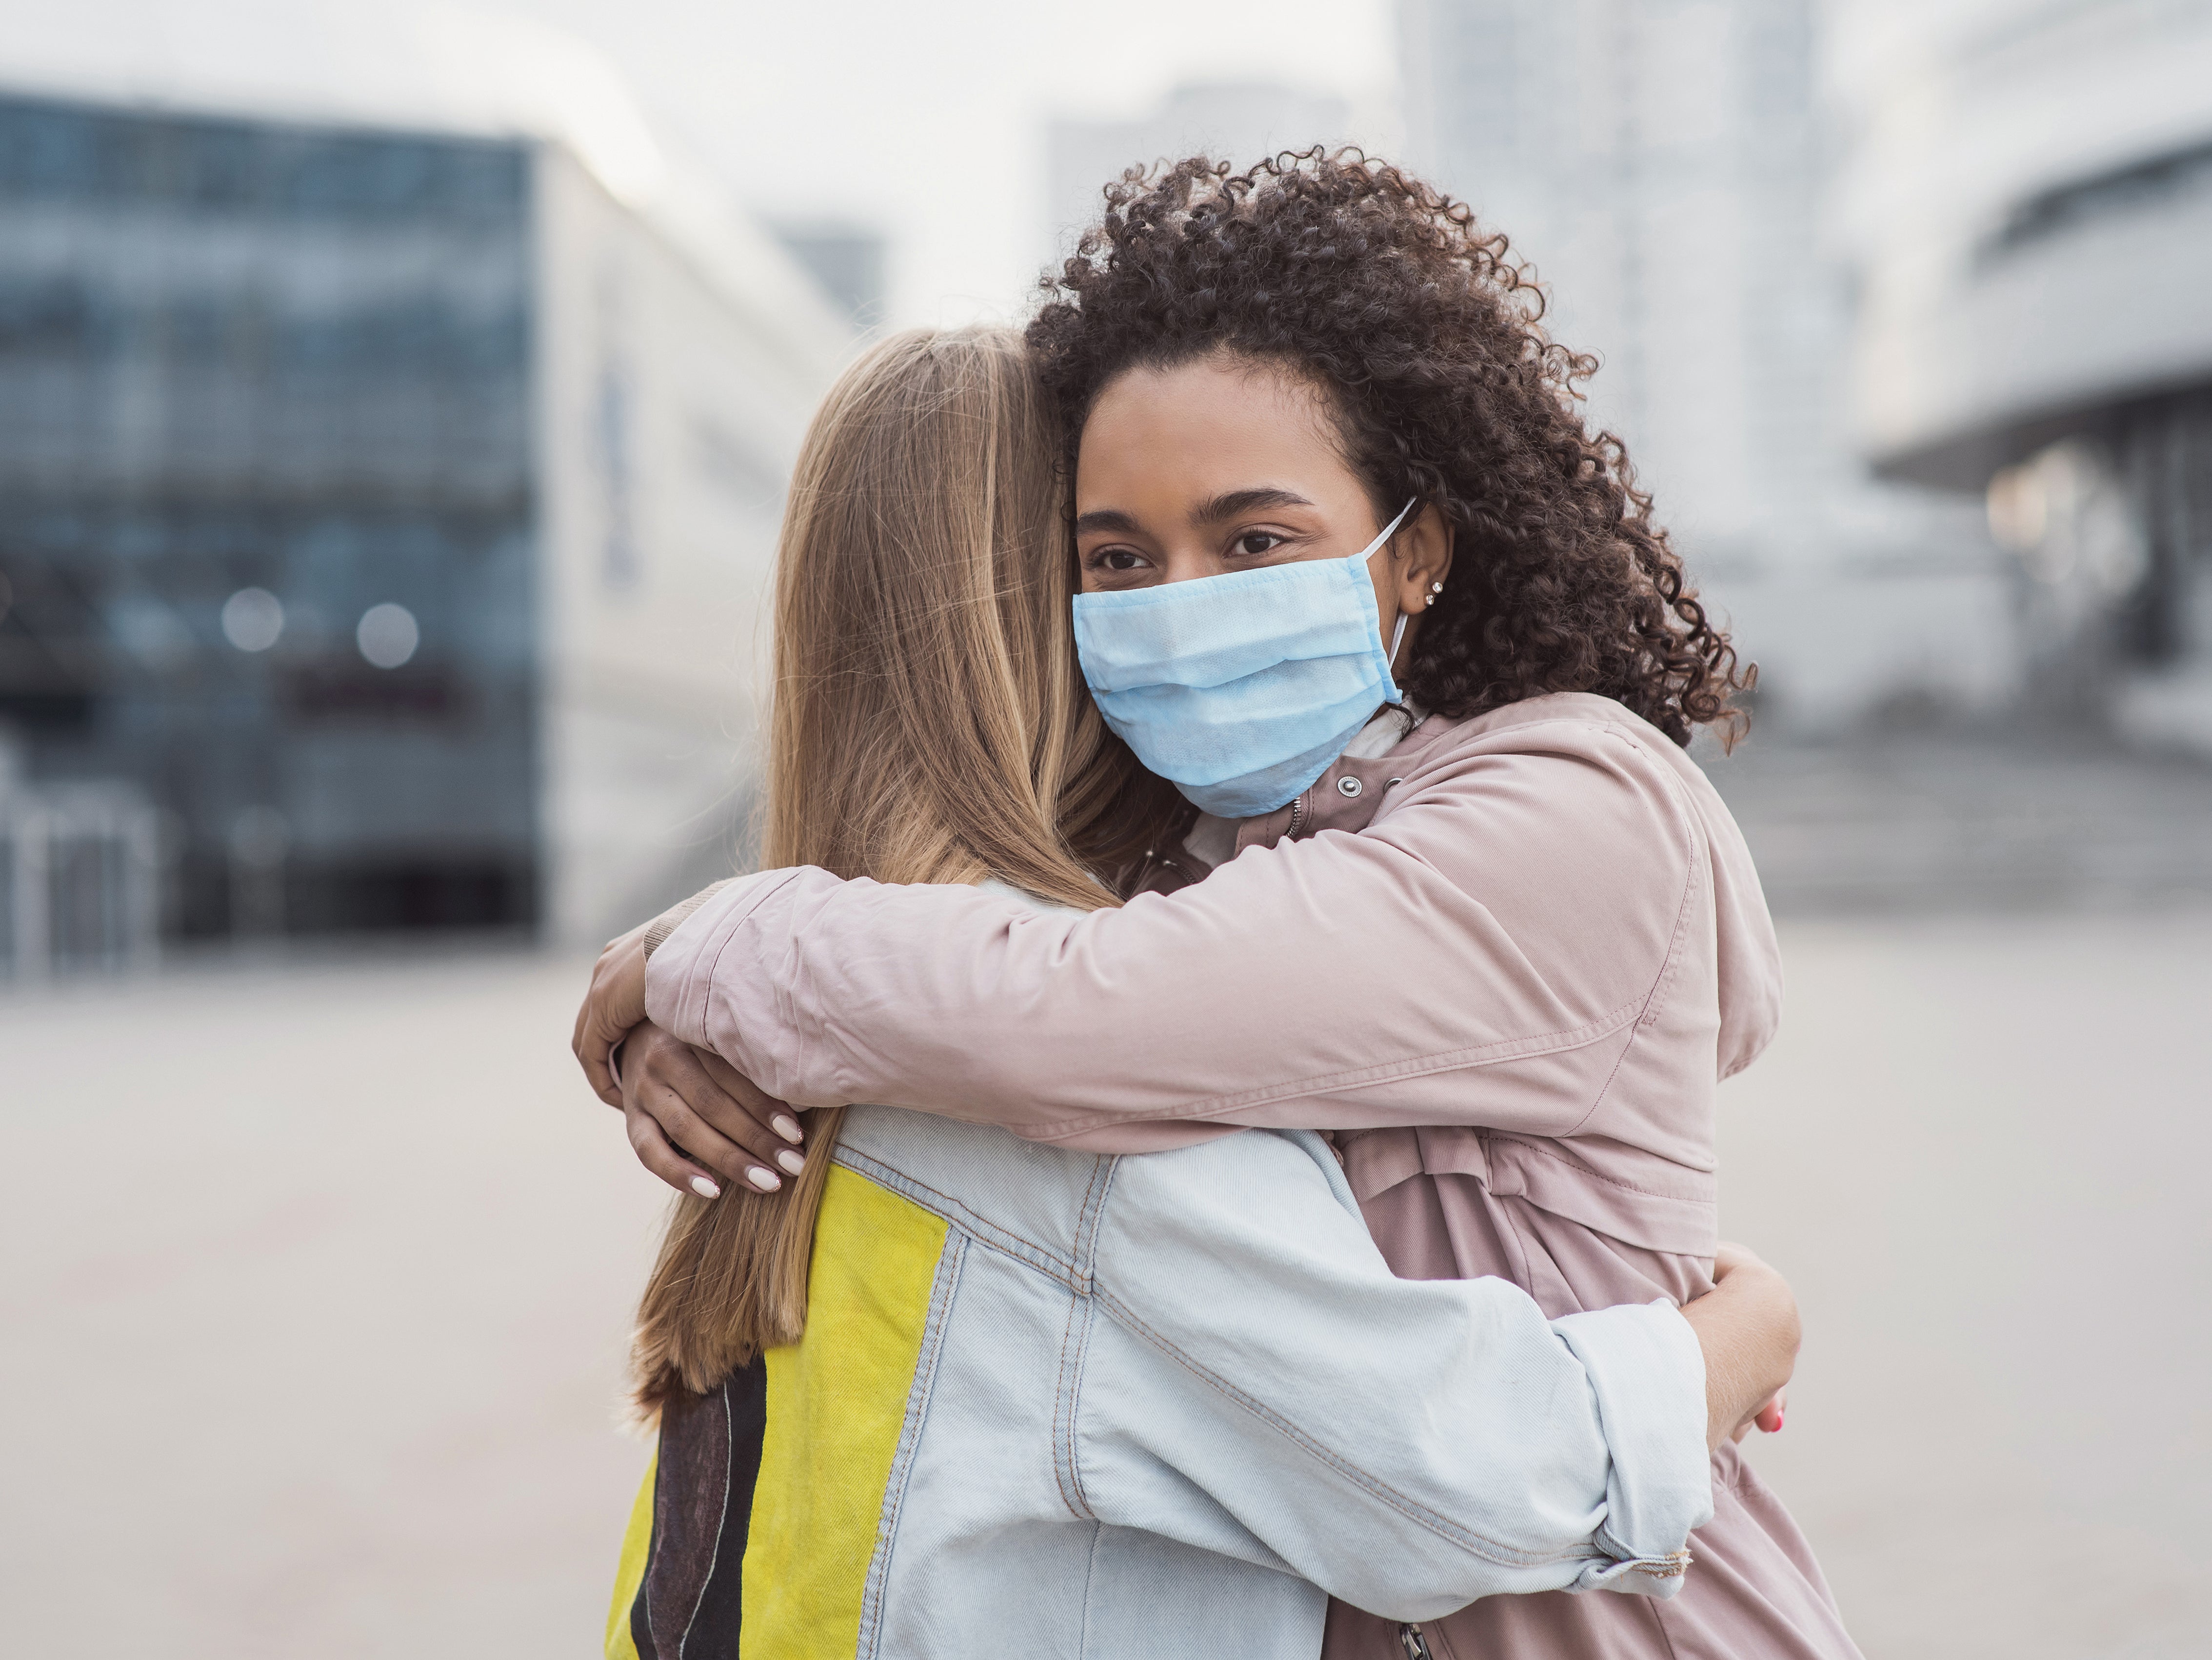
[[776, 1149, 806, 1176], [746, 1166, 782, 1192], [773, 1115, 803, 1144], [690, 1176, 720, 1199]]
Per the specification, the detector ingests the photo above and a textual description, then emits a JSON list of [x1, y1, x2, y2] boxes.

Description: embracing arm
[[1069, 1131, 1796, 1617], [646, 718, 1729, 1148]]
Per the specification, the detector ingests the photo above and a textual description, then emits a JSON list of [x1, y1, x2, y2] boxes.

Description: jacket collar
[[1231, 705, 1440, 857]]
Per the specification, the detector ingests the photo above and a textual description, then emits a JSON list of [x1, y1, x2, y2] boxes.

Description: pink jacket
[[649, 692, 1778, 1168], [648, 691, 1859, 1659]]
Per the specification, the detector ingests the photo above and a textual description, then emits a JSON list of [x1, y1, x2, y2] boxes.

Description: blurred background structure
[[1399, 0, 2013, 731], [4, 2, 2210, 1658], [1833, 0, 2212, 752], [0, 6, 859, 964]]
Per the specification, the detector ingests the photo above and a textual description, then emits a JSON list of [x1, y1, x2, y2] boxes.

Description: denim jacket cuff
[[1550, 1299, 1714, 1594]]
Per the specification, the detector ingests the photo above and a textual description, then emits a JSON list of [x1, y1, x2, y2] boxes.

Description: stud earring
[[1431, 581, 1444, 593], [1424, 594, 1436, 608]]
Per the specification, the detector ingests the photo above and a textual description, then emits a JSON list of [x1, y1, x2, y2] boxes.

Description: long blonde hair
[[629, 326, 1159, 1412]]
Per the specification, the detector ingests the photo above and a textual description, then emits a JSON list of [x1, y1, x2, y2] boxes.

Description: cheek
[[1367, 558, 1399, 630]]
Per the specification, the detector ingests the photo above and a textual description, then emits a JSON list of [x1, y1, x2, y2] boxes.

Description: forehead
[[1076, 356, 1349, 507]]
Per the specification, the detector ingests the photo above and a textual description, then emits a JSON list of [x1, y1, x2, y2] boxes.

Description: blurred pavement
[[5, 911, 2211, 1658], [0, 947, 667, 1659], [1719, 911, 2212, 1660]]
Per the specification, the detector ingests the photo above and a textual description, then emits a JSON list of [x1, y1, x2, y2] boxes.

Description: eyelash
[[1083, 528, 1292, 570]]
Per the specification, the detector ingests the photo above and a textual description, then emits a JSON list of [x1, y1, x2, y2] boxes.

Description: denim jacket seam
[[1076, 1521, 1106, 1659], [1089, 1283, 1608, 1571], [1073, 1158, 1116, 1289], [1056, 1160, 1119, 1520], [856, 1232, 967, 1659], [1050, 1298, 1081, 1518], [1049, 1265, 1098, 1520], [833, 1146, 1086, 1288]]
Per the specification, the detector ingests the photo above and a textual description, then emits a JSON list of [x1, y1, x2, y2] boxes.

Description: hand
[[573, 921, 652, 1109], [1746, 1389, 1787, 1441], [1679, 1240, 1802, 1451], [618, 1021, 808, 1199]]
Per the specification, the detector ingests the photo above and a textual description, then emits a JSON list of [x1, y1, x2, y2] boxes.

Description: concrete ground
[[4, 913, 2209, 1658]]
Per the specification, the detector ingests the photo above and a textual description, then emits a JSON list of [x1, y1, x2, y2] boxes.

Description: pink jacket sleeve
[[645, 713, 1732, 1151]]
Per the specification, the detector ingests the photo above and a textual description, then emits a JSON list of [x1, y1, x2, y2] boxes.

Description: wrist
[[1680, 1266, 1799, 1449]]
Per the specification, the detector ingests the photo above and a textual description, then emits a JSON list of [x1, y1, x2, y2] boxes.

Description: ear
[[1390, 504, 1456, 619]]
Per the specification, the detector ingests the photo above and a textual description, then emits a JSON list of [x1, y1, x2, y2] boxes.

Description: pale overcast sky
[[501, 0, 1398, 324]]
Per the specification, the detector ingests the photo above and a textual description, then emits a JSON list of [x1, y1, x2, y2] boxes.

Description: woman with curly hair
[[595, 321, 1801, 1660], [583, 153, 1857, 1659]]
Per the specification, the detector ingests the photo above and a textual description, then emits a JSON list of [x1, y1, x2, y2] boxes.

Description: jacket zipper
[[1398, 1624, 1434, 1660]]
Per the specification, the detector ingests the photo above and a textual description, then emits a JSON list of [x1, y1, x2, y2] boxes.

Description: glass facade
[[0, 93, 538, 936]]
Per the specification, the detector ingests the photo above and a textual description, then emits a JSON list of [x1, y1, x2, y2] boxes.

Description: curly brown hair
[[1028, 149, 1751, 748]]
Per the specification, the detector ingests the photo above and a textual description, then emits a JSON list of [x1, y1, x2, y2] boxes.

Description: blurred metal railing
[[0, 781, 159, 980]]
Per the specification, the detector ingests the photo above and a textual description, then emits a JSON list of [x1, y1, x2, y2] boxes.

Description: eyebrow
[[1073, 507, 1142, 536], [1190, 486, 1315, 526], [1074, 487, 1317, 540]]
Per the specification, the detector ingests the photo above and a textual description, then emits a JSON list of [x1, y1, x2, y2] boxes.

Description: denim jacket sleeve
[[1069, 1127, 1713, 1620]]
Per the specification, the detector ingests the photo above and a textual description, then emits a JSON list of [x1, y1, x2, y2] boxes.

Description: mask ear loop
[[1367, 498, 1420, 692]]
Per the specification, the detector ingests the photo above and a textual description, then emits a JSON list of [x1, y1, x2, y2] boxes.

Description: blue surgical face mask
[[1072, 499, 1418, 819]]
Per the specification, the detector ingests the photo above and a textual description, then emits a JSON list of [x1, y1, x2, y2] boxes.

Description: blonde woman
[[598, 327, 1797, 1660]]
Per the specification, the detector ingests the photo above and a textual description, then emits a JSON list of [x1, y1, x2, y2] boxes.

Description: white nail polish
[[747, 1167, 782, 1192], [777, 1150, 806, 1176], [773, 1114, 803, 1144], [690, 1176, 720, 1200]]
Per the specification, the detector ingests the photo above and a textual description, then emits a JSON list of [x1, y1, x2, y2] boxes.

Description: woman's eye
[[1233, 532, 1285, 558], [1093, 547, 1148, 572]]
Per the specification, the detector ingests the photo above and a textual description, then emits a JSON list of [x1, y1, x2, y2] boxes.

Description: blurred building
[[1045, 82, 1358, 266], [1397, 0, 2013, 729], [0, 5, 852, 956], [769, 220, 889, 329], [1830, 0, 2212, 750]]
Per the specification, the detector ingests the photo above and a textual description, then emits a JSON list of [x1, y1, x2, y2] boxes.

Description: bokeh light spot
[[356, 603, 419, 669], [220, 587, 285, 652]]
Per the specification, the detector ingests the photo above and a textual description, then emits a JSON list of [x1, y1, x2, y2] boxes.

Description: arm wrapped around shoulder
[[1067, 1128, 1713, 1620], [641, 714, 1736, 1148]]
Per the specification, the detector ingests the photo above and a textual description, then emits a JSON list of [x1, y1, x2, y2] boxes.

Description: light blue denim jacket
[[610, 1101, 1713, 1659]]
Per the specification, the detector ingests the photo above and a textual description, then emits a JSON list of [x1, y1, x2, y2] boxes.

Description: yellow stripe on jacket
[[745, 1165, 948, 1657], [602, 1164, 949, 1660]]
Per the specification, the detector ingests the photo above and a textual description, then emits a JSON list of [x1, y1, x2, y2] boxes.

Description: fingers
[[573, 928, 652, 1109], [580, 1023, 627, 1110], [653, 1046, 805, 1187], [1733, 1390, 1788, 1445], [624, 1098, 727, 1199], [693, 1047, 805, 1148], [617, 1024, 801, 1195], [574, 966, 630, 1109]]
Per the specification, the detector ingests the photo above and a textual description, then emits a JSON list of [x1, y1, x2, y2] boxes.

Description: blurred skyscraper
[[1831, 0, 2212, 752], [0, 5, 852, 959], [1045, 82, 1360, 270], [769, 220, 889, 329], [1397, 0, 2012, 728]]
